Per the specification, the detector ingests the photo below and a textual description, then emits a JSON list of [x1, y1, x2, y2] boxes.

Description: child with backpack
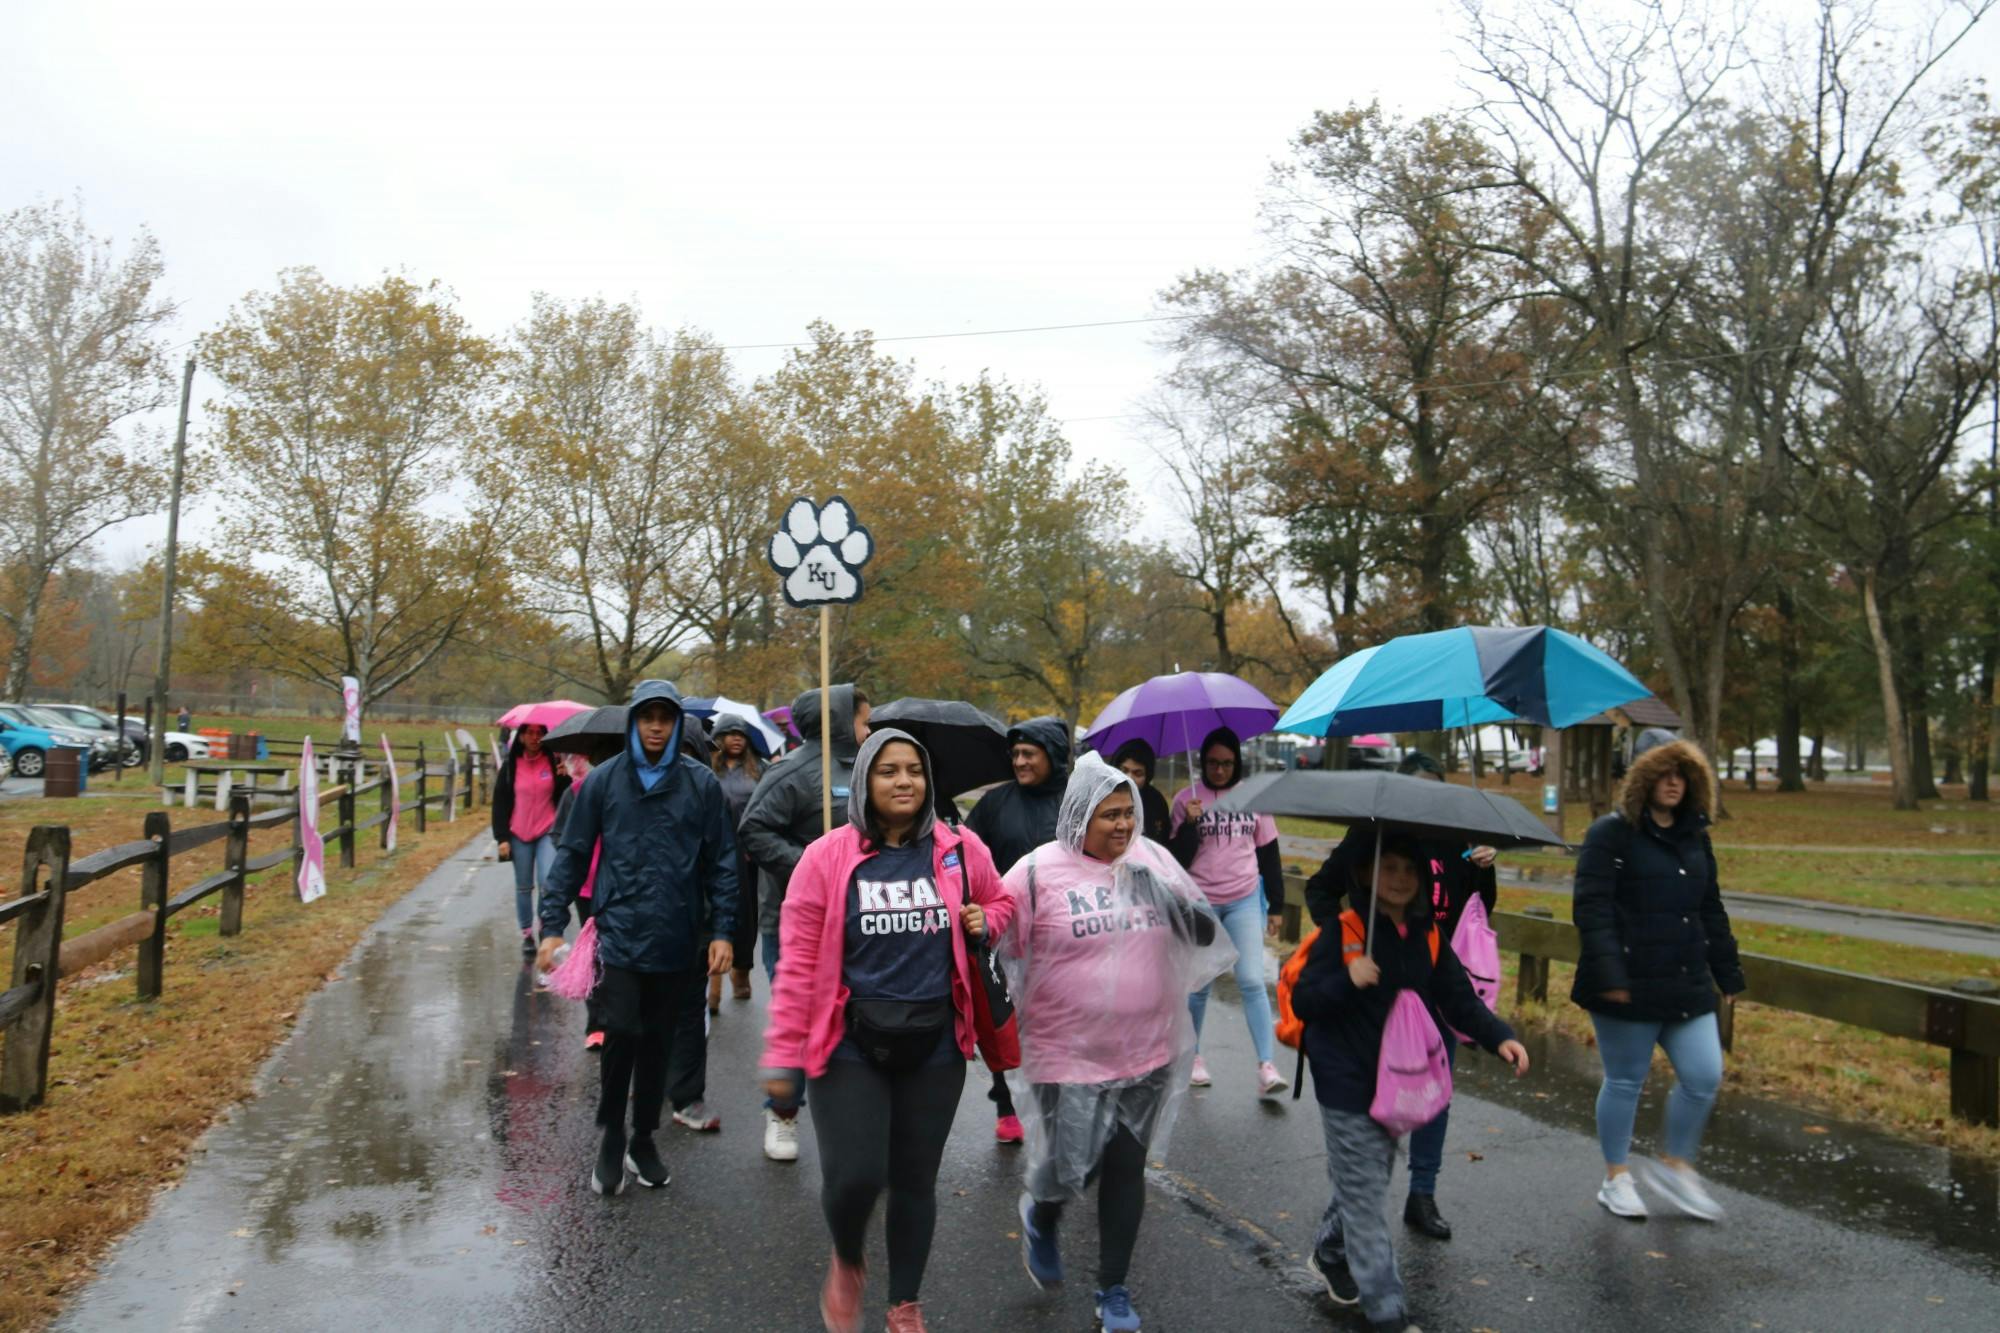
[[1289, 829, 1528, 1333]]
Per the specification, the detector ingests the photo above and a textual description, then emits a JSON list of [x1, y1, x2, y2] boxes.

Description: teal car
[[0, 707, 66, 778]]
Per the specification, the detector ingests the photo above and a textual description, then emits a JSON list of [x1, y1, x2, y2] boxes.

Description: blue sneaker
[[1018, 1192, 1063, 1288], [1095, 1284, 1141, 1331]]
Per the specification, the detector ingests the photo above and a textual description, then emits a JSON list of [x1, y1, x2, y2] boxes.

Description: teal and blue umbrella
[[1277, 626, 1650, 738]]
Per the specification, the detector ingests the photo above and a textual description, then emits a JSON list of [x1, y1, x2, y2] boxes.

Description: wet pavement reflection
[[56, 842, 2000, 1332]]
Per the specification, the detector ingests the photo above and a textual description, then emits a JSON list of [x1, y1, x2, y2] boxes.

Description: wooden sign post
[[767, 496, 874, 833]]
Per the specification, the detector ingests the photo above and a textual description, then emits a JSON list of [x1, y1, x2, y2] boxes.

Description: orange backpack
[[1276, 912, 1440, 1050]]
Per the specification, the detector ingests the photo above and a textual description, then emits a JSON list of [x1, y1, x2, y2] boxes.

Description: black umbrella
[[1217, 770, 1566, 955], [543, 705, 626, 764], [543, 704, 711, 766], [869, 698, 1012, 801]]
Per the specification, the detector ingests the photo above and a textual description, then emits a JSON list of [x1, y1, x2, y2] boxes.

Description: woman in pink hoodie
[[998, 753, 1236, 1333], [760, 727, 1013, 1333]]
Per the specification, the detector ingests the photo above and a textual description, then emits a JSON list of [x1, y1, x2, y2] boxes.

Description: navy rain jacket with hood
[[539, 680, 739, 972], [962, 716, 1071, 874], [739, 683, 863, 934]]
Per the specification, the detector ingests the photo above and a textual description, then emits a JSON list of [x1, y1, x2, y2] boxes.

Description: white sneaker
[[1597, 1171, 1648, 1218], [672, 1101, 721, 1132], [764, 1108, 800, 1162], [1189, 1055, 1212, 1087], [1257, 1060, 1288, 1096], [1641, 1160, 1724, 1221]]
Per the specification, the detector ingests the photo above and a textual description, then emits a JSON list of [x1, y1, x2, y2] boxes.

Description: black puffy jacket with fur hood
[[1570, 739, 1745, 1022]]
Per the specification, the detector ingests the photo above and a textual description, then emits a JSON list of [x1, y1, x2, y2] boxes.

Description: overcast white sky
[[5, 0, 1994, 565]]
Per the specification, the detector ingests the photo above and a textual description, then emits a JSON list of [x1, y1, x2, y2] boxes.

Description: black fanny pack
[[845, 997, 950, 1072]]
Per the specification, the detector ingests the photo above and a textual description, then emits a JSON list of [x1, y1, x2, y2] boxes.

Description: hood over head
[[847, 727, 937, 846], [1106, 738, 1157, 785], [1336, 820, 1435, 924], [792, 683, 861, 753], [1056, 751, 1141, 856], [1396, 750, 1444, 778], [626, 678, 685, 762], [1619, 738, 1715, 826], [1007, 716, 1073, 787], [1196, 725, 1245, 790]]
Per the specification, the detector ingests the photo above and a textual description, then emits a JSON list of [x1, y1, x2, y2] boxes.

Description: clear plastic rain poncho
[[996, 752, 1237, 1202]]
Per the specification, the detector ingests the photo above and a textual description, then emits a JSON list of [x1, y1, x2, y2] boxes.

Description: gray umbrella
[[542, 705, 626, 763], [1217, 770, 1566, 955]]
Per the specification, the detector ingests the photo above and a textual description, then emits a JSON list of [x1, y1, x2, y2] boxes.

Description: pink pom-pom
[[545, 918, 600, 1001]]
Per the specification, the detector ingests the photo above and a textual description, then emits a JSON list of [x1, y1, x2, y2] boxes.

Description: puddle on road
[[1456, 1028, 2000, 1277]]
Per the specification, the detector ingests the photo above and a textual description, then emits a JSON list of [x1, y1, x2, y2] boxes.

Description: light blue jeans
[[1188, 891, 1276, 1065], [1590, 1010, 1724, 1165], [509, 834, 556, 933]]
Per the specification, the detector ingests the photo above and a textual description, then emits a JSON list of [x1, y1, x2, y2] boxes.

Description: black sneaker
[[1307, 1248, 1358, 1305], [624, 1135, 670, 1188], [592, 1127, 627, 1196]]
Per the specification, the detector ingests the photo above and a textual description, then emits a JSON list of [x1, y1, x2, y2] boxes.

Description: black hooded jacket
[[739, 683, 863, 931], [492, 733, 572, 844], [1293, 891, 1515, 1114], [539, 679, 738, 972], [1107, 739, 1173, 845], [962, 716, 1071, 874]]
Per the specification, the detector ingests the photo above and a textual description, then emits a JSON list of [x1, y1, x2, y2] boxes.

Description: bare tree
[[0, 198, 176, 698]]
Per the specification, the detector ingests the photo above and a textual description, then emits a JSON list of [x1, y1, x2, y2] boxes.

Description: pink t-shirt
[[999, 839, 1197, 1083], [1168, 780, 1277, 906], [509, 756, 558, 842]]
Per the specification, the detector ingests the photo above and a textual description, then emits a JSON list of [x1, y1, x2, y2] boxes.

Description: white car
[[161, 732, 212, 762]]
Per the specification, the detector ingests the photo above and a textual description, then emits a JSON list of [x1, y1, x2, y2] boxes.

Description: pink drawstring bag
[[1371, 989, 1452, 1137], [544, 918, 600, 1001], [1449, 894, 1502, 1044]]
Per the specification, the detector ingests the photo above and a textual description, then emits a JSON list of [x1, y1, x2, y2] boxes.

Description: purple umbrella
[[1082, 671, 1282, 757]]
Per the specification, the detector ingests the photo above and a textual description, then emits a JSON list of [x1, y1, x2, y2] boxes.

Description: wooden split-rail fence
[[0, 748, 491, 1113]]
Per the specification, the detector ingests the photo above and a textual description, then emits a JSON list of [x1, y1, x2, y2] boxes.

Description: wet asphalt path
[[58, 838, 2000, 1332]]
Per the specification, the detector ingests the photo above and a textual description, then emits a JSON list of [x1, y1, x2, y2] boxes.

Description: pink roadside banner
[[297, 735, 328, 903], [381, 733, 399, 852]]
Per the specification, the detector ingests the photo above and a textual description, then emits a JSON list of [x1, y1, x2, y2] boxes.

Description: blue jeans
[[761, 928, 782, 983], [1188, 891, 1276, 1065], [1590, 1010, 1724, 1165], [509, 834, 556, 932], [1406, 1040, 1458, 1196]]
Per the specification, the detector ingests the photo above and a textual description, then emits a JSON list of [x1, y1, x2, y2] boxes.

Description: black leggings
[[988, 1066, 1016, 1118], [1029, 1126, 1148, 1288], [594, 966, 687, 1137], [808, 1052, 967, 1303]]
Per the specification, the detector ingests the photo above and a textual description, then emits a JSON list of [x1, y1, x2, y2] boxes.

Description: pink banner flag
[[298, 736, 328, 903], [381, 733, 399, 852]]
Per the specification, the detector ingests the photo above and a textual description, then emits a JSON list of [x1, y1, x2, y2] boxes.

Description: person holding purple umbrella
[[1168, 725, 1288, 1095]]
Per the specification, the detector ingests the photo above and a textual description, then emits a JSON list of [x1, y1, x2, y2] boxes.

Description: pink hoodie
[[760, 821, 1015, 1079]]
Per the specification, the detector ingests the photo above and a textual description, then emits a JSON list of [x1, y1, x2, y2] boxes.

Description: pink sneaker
[[1257, 1060, 1289, 1096], [1189, 1055, 1212, 1087], [820, 1250, 865, 1333], [994, 1114, 1024, 1145], [885, 1300, 928, 1332]]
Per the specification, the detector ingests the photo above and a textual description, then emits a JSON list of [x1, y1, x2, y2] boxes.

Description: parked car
[[36, 703, 148, 767], [15, 706, 121, 771], [0, 708, 80, 778]]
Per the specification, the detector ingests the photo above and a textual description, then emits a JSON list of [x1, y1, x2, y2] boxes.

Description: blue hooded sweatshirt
[[540, 679, 738, 971]]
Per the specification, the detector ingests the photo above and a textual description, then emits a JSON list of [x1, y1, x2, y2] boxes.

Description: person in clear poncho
[[994, 753, 1236, 1333]]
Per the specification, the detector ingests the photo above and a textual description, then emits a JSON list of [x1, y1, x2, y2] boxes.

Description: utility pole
[[148, 356, 195, 787]]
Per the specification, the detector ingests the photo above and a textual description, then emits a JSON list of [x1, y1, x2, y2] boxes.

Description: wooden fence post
[[443, 759, 457, 824], [380, 762, 394, 850], [1516, 904, 1554, 1005], [220, 793, 250, 937], [137, 810, 172, 999], [462, 753, 474, 812], [337, 759, 356, 869], [1, 827, 71, 1112], [415, 741, 428, 834], [1950, 978, 2000, 1128]]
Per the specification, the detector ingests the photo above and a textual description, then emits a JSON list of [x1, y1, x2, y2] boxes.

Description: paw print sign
[[768, 496, 874, 606]]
